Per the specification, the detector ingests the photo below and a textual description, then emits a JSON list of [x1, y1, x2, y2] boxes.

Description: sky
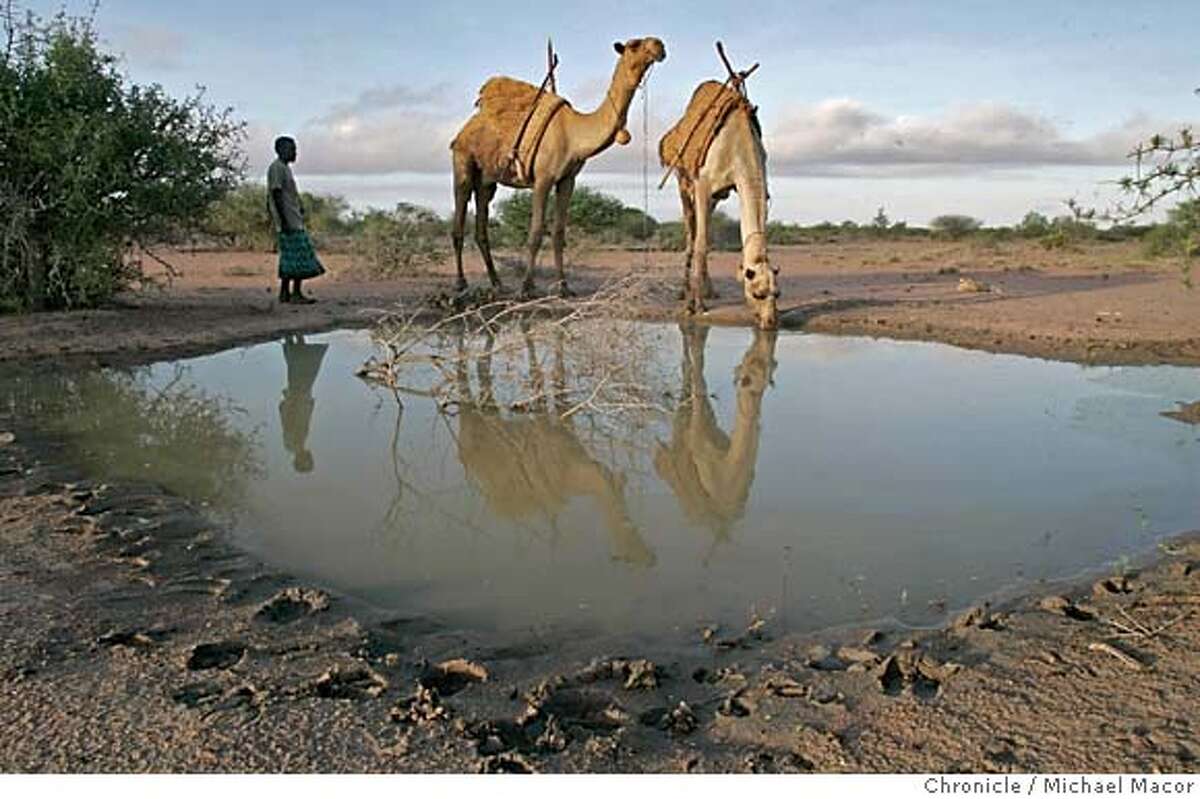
[[25, 0, 1200, 225]]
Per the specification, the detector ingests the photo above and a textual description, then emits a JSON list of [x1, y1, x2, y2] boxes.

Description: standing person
[[268, 136, 325, 304]]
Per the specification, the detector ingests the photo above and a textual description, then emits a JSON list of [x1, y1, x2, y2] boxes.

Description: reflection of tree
[[1, 365, 261, 504], [279, 334, 328, 474], [655, 324, 777, 544]]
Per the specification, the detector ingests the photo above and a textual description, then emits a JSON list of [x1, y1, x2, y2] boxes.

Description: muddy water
[[6, 325, 1199, 646]]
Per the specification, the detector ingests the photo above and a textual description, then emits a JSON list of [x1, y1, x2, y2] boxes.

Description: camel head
[[612, 37, 667, 84], [740, 238, 779, 329]]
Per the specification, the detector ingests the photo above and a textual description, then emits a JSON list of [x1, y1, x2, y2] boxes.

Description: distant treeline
[[198, 184, 1198, 276]]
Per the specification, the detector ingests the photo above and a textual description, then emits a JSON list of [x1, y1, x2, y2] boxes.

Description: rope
[[642, 65, 651, 267]]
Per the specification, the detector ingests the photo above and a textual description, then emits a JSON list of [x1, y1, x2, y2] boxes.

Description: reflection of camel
[[654, 324, 777, 541], [279, 333, 328, 474], [452, 329, 655, 567], [450, 37, 666, 297], [660, 81, 778, 329]]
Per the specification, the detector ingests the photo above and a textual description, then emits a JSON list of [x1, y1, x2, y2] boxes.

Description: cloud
[[113, 25, 189, 71], [247, 83, 1194, 185], [764, 100, 1183, 176], [245, 82, 463, 176], [310, 83, 453, 126]]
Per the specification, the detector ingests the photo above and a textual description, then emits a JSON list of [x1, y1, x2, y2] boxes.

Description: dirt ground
[[1, 239, 1199, 773], [1, 238, 1198, 367]]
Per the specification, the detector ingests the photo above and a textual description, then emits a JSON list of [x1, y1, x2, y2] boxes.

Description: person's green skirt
[[277, 230, 326, 280]]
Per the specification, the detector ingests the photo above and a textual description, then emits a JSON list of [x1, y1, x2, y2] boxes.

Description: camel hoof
[[557, 282, 576, 299], [454, 279, 469, 294], [703, 285, 720, 300], [519, 282, 538, 301]]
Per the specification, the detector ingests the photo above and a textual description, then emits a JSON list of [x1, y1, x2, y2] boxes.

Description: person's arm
[[271, 188, 293, 233]]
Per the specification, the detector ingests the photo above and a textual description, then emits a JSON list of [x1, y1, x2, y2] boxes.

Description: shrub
[[495, 186, 657, 248], [1142, 199, 1200, 259], [200, 184, 351, 251], [351, 203, 447, 276], [1040, 215, 1097, 250], [1016, 211, 1051, 239], [929, 214, 982, 240], [0, 8, 243, 310]]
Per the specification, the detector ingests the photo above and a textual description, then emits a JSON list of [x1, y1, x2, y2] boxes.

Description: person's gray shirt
[[267, 158, 305, 233]]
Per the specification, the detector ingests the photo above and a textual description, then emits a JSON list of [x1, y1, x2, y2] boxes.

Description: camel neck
[[733, 126, 769, 263], [570, 64, 641, 159]]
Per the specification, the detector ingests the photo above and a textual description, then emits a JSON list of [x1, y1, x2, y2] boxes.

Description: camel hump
[[659, 80, 756, 177], [477, 76, 553, 113]]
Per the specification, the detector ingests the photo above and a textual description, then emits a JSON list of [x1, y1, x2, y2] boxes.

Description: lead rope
[[641, 64, 653, 269]]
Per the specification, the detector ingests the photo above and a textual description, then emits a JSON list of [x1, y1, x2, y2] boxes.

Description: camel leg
[[701, 194, 719, 300], [451, 163, 472, 293], [476, 330, 498, 412], [677, 182, 696, 301], [687, 179, 713, 315], [553, 175, 576, 297], [522, 179, 553, 298], [473, 182, 503, 291]]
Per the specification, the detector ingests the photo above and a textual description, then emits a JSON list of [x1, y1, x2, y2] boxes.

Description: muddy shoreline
[[2, 242, 1199, 371], [2, 242, 1199, 771], [2, 389, 1199, 772]]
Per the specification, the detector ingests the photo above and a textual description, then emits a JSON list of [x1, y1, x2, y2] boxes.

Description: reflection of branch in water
[[358, 275, 673, 424], [655, 324, 778, 551], [367, 384, 552, 555], [450, 327, 657, 568]]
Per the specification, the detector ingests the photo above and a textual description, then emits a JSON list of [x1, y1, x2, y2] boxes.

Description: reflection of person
[[279, 333, 328, 473], [268, 136, 325, 304]]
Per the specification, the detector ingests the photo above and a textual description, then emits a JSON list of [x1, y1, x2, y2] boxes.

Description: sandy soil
[[1, 239, 1198, 367], [1, 239, 1199, 772]]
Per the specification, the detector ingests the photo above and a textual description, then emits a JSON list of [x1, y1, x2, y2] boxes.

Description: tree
[[495, 186, 657, 247], [1016, 211, 1051, 239], [870, 206, 890, 235], [1115, 125, 1198, 219], [0, 5, 243, 310], [351, 203, 447, 276], [929, 214, 982, 240]]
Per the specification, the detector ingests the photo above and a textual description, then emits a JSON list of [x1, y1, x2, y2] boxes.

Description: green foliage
[[496, 186, 657, 247], [0, 7, 243, 310], [1016, 211, 1051, 239], [655, 221, 685, 250], [351, 202, 447, 276], [1, 365, 261, 503], [870, 206, 890, 234], [201, 184, 350, 251], [1142, 199, 1200, 267], [929, 214, 982, 240], [1040, 214, 1097, 250]]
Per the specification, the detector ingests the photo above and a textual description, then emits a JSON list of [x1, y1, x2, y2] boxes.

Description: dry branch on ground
[[357, 275, 674, 427]]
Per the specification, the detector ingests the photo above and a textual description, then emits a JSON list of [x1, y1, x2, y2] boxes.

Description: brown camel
[[661, 81, 778, 328], [654, 324, 777, 543], [451, 328, 655, 567], [450, 37, 666, 297]]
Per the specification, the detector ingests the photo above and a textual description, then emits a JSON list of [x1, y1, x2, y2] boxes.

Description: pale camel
[[663, 83, 779, 329], [654, 324, 777, 544], [450, 37, 666, 297], [451, 329, 655, 567]]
